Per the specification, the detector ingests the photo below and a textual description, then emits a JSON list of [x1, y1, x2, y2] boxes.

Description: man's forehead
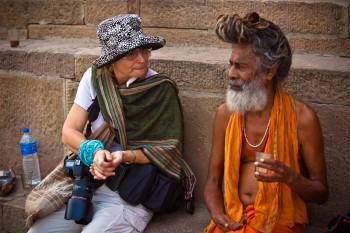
[[230, 44, 256, 62]]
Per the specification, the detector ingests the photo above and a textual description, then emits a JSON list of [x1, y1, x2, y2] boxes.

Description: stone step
[[0, 0, 349, 55], [0, 175, 326, 233], [0, 38, 349, 103], [0, 38, 349, 232], [0, 176, 211, 233]]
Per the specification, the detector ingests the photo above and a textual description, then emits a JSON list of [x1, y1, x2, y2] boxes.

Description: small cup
[[8, 29, 20, 48], [21, 171, 33, 190], [255, 152, 272, 173]]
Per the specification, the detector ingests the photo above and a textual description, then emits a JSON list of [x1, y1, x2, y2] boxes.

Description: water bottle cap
[[22, 127, 29, 133]]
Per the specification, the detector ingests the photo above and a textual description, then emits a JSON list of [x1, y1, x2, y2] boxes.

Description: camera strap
[[85, 98, 100, 138], [88, 98, 100, 123]]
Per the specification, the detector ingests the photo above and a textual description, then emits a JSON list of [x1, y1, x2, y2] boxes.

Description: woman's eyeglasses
[[124, 48, 152, 61]]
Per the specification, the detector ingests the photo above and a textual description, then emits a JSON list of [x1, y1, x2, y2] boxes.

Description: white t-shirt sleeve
[[74, 67, 97, 110], [73, 67, 105, 132]]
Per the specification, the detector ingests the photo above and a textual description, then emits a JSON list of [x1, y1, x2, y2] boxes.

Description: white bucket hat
[[92, 14, 166, 68]]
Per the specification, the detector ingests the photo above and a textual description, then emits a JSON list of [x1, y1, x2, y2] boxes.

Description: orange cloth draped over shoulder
[[204, 86, 308, 233]]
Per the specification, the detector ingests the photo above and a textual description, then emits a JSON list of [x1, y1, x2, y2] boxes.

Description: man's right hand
[[213, 213, 245, 231]]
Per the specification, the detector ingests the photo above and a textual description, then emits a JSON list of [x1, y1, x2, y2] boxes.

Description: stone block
[[2, 197, 27, 233], [144, 28, 224, 48], [0, 0, 85, 28], [285, 69, 350, 106], [142, 0, 213, 29], [145, 28, 350, 56], [0, 71, 66, 177], [209, 0, 347, 36], [150, 47, 350, 105], [289, 36, 350, 56], [74, 48, 99, 81], [85, 0, 128, 25], [284, 53, 350, 106], [0, 42, 75, 79], [65, 79, 79, 116], [0, 39, 100, 80], [28, 25, 97, 40], [142, 0, 347, 37], [149, 46, 231, 93], [305, 104, 350, 228], [150, 59, 228, 93], [179, 93, 224, 203], [19, 13, 350, 56]]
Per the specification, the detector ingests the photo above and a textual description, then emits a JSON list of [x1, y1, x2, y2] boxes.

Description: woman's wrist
[[124, 150, 137, 164], [93, 148, 103, 158], [78, 140, 104, 166]]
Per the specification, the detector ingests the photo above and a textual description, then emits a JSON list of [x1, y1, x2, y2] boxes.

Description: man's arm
[[204, 104, 244, 231], [255, 100, 328, 204], [291, 100, 328, 204]]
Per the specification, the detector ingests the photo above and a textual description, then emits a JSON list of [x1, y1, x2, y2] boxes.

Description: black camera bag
[[142, 169, 182, 212], [106, 163, 182, 213], [117, 163, 158, 205]]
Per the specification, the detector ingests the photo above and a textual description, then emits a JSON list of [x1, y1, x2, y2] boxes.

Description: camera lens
[[65, 177, 95, 224], [65, 197, 93, 225], [71, 178, 94, 201], [64, 158, 96, 225]]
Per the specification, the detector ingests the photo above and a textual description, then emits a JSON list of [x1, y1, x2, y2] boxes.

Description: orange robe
[[205, 86, 308, 233]]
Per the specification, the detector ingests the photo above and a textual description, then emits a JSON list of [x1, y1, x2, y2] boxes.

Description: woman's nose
[[135, 52, 147, 63]]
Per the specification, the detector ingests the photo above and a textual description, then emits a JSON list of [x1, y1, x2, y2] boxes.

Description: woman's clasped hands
[[89, 150, 123, 180]]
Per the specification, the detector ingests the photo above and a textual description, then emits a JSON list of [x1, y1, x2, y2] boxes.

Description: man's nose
[[227, 66, 238, 80]]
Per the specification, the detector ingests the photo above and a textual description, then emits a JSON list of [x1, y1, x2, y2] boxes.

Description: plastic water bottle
[[20, 127, 41, 185]]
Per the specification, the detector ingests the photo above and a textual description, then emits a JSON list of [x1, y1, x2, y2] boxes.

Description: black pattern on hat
[[92, 14, 166, 68]]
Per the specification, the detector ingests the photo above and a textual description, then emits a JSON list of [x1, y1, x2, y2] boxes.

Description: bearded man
[[203, 12, 328, 233]]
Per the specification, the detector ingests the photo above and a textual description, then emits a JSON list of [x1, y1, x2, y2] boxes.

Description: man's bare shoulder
[[216, 103, 232, 121], [212, 103, 233, 132], [294, 99, 320, 127]]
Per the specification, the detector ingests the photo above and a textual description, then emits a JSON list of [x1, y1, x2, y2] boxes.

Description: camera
[[63, 156, 95, 225]]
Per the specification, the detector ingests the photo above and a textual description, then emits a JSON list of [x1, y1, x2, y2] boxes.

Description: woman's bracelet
[[78, 140, 104, 166], [125, 150, 137, 164]]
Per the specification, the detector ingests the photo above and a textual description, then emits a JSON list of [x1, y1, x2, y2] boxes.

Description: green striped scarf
[[92, 67, 196, 200]]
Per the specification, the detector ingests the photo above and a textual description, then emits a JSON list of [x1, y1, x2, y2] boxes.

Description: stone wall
[[0, 0, 349, 231], [0, 0, 349, 55]]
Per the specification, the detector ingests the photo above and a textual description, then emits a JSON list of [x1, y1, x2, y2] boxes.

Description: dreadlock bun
[[215, 12, 269, 44]]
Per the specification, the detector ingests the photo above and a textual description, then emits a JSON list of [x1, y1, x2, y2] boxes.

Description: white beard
[[226, 75, 268, 114]]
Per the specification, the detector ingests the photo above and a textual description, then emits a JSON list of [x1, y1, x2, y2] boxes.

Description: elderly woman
[[28, 14, 196, 233]]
